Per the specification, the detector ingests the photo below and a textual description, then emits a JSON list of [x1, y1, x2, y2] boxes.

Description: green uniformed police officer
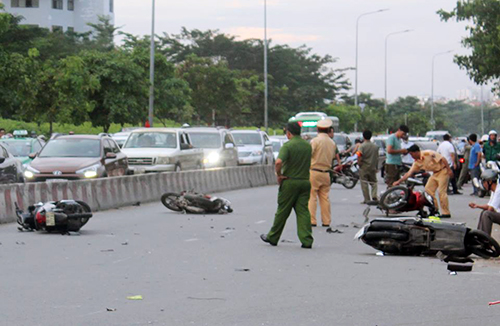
[[260, 122, 314, 249]]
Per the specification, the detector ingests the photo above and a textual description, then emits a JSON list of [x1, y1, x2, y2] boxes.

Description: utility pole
[[148, 0, 155, 127], [263, 0, 269, 133]]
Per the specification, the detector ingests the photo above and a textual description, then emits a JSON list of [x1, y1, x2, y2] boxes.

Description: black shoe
[[440, 214, 451, 218], [301, 244, 312, 249], [322, 224, 330, 227], [453, 191, 462, 195], [260, 234, 277, 246], [311, 224, 317, 227]]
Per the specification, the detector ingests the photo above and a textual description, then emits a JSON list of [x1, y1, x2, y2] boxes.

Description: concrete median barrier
[[0, 165, 277, 224]]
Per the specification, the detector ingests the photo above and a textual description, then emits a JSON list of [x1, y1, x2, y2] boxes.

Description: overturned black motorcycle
[[16, 200, 93, 233], [355, 217, 500, 259], [161, 191, 233, 214]]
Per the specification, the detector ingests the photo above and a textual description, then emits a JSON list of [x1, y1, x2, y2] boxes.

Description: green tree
[[438, 1, 500, 90]]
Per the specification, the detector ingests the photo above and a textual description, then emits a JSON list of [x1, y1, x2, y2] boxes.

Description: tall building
[[0, 0, 114, 33]]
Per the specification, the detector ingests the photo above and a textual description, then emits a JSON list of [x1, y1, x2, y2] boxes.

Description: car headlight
[[76, 164, 100, 178], [251, 150, 263, 156], [206, 152, 220, 164], [156, 156, 171, 165], [24, 166, 40, 179]]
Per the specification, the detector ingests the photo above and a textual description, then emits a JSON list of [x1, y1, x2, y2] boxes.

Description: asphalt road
[[1, 181, 500, 326]]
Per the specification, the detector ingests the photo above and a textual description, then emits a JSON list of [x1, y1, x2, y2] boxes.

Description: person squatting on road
[[308, 119, 339, 227], [393, 145, 454, 218], [357, 130, 379, 204], [260, 122, 314, 249], [385, 125, 409, 188], [469, 169, 500, 236]]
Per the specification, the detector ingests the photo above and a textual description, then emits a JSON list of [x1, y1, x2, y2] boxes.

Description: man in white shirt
[[469, 170, 500, 236], [437, 134, 461, 195], [401, 135, 414, 165]]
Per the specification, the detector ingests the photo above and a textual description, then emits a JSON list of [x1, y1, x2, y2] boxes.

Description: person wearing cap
[[469, 169, 500, 237], [357, 130, 379, 204], [308, 119, 338, 227], [385, 125, 410, 188], [260, 121, 314, 249], [483, 130, 500, 162], [393, 145, 454, 218]]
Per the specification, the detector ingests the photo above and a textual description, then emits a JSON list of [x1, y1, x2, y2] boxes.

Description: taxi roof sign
[[13, 130, 28, 137]]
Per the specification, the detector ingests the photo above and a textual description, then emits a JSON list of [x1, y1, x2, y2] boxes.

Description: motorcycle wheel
[[75, 201, 92, 228], [161, 193, 183, 212], [363, 231, 409, 241], [465, 230, 500, 258], [342, 171, 358, 189], [379, 186, 409, 211]]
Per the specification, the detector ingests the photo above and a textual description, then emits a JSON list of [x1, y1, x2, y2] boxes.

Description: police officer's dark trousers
[[267, 179, 314, 247]]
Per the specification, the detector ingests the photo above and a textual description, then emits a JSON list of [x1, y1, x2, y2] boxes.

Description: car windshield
[[0, 141, 31, 156], [232, 133, 262, 146], [123, 132, 177, 149], [334, 135, 346, 145], [189, 133, 221, 149], [39, 139, 101, 158]]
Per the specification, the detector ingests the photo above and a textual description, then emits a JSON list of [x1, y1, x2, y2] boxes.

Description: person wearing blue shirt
[[468, 133, 482, 196]]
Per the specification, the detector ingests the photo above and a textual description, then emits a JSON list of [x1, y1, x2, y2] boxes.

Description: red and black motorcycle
[[367, 178, 437, 217]]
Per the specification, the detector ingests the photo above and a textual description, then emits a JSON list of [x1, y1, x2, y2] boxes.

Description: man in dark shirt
[[357, 130, 379, 203], [261, 122, 314, 249]]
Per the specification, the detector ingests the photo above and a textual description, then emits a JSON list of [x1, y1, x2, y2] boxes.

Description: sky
[[114, 0, 484, 101]]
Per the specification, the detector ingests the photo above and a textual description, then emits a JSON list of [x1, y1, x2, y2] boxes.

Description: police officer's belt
[[311, 168, 330, 173]]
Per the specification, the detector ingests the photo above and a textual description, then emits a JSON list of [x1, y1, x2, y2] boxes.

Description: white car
[[184, 127, 238, 168], [121, 128, 204, 173], [231, 130, 274, 165], [270, 136, 288, 160]]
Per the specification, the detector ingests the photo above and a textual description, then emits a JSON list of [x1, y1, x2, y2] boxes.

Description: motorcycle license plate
[[46, 212, 55, 226]]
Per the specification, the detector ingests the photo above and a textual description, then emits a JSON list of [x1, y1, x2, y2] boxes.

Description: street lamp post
[[355, 9, 388, 108], [263, 0, 269, 133], [430, 50, 453, 130], [384, 29, 412, 111], [148, 0, 155, 127], [354, 9, 388, 133]]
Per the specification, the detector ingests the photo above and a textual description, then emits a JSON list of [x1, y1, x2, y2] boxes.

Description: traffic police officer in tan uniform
[[308, 119, 339, 227], [393, 144, 454, 218]]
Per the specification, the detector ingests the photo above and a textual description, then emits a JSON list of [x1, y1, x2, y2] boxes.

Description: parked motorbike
[[355, 216, 500, 259], [161, 191, 233, 214], [330, 155, 359, 189], [367, 178, 437, 217], [16, 200, 93, 233]]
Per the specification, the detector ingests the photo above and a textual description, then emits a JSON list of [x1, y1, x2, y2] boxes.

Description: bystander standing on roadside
[[260, 122, 314, 249], [384, 125, 409, 188], [437, 134, 461, 195], [457, 138, 471, 190], [469, 134, 482, 196], [357, 130, 379, 204], [308, 119, 335, 227]]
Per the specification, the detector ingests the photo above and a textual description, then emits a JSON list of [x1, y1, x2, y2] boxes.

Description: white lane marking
[[185, 238, 200, 242], [255, 220, 266, 224]]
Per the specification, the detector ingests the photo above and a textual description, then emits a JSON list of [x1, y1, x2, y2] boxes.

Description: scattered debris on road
[[449, 271, 457, 275], [106, 308, 117, 312], [336, 224, 349, 228], [376, 251, 385, 256], [326, 228, 343, 234], [281, 239, 295, 243], [489, 301, 500, 306], [127, 295, 143, 300], [100, 249, 114, 252], [121, 242, 128, 245], [16, 241, 25, 245], [235, 268, 251, 272], [354, 262, 369, 265]]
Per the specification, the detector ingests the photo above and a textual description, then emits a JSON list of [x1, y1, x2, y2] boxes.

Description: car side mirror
[[224, 143, 234, 149], [29, 153, 37, 159], [180, 143, 191, 150], [106, 152, 117, 159], [0, 157, 5, 164]]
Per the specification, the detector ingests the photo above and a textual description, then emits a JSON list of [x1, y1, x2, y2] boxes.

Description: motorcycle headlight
[[206, 152, 220, 164], [24, 166, 40, 179], [156, 156, 171, 165], [76, 164, 100, 178], [251, 150, 263, 156]]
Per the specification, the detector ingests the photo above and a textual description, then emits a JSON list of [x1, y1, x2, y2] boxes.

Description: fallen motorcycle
[[355, 217, 500, 259], [330, 155, 359, 189], [16, 200, 93, 233], [161, 191, 233, 214], [366, 177, 437, 217]]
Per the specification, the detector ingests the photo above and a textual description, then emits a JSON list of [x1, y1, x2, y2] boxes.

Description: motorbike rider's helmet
[[481, 134, 489, 143], [489, 130, 498, 136], [481, 169, 498, 182]]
